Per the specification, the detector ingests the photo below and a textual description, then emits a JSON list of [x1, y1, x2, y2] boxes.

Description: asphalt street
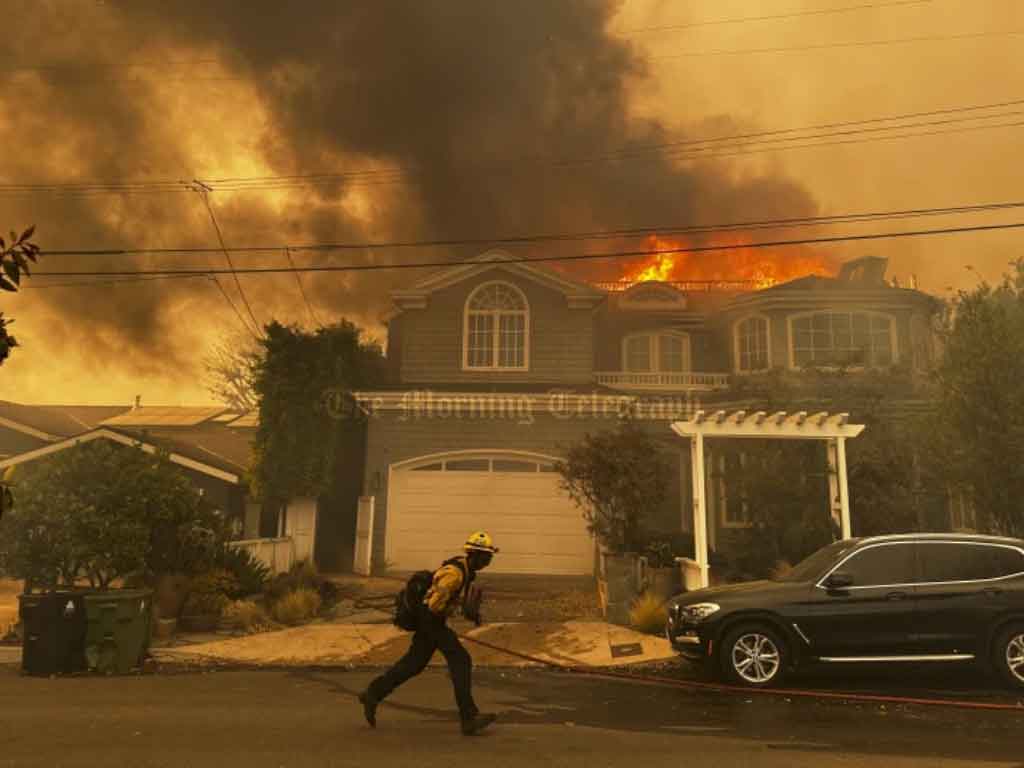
[[0, 664, 1021, 768]]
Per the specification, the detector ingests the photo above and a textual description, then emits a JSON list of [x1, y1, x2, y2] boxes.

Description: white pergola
[[671, 410, 866, 588]]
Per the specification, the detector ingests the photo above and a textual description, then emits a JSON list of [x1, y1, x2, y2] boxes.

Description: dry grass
[[271, 588, 322, 626], [629, 591, 668, 635], [222, 600, 271, 633]]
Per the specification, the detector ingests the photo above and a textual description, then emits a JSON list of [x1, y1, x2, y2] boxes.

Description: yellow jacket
[[424, 558, 469, 616]]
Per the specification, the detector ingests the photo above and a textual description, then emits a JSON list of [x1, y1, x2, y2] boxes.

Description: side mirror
[[824, 572, 854, 590]]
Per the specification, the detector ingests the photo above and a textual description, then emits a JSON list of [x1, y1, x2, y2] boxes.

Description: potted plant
[[556, 422, 671, 625], [643, 536, 682, 600]]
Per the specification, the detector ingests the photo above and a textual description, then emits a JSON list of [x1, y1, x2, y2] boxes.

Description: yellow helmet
[[464, 531, 498, 554]]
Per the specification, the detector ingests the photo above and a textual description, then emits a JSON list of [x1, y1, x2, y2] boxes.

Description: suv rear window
[[835, 544, 917, 587], [919, 542, 1024, 582]]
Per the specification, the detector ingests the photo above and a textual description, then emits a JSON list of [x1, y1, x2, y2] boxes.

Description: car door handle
[[886, 591, 909, 601]]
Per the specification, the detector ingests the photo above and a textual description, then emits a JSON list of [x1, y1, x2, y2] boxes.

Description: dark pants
[[368, 608, 478, 721]]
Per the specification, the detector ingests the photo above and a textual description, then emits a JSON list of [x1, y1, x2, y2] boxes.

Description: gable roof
[[0, 401, 132, 441], [391, 250, 605, 310], [100, 405, 230, 428], [0, 426, 246, 484]]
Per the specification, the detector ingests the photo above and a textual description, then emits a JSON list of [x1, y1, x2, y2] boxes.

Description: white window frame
[[461, 280, 530, 372], [787, 310, 898, 370], [620, 330, 691, 373], [732, 314, 772, 373]]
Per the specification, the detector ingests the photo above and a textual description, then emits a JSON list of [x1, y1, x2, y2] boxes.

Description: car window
[[919, 543, 1024, 582], [835, 544, 917, 587], [776, 541, 857, 582]]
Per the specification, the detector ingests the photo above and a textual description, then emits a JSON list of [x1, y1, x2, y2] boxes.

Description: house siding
[[397, 268, 595, 385], [362, 410, 688, 571]]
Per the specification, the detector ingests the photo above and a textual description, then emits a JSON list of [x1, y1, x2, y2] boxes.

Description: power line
[[30, 222, 1024, 279], [191, 182, 263, 338], [2, 97, 1022, 195], [283, 247, 323, 327], [33, 200, 1024, 259], [653, 28, 1024, 58], [626, 0, 930, 34]]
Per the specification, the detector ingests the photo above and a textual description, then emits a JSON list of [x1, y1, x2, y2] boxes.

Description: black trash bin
[[18, 590, 88, 677]]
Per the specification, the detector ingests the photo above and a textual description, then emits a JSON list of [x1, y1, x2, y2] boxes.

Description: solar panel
[[100, 406, 230, 427]]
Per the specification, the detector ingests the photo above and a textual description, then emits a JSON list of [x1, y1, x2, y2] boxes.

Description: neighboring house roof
[[0, 401, 131, 440], [391, 250, 606, 311], [100, 405, 230, 428], [0, 426, 246, 484]]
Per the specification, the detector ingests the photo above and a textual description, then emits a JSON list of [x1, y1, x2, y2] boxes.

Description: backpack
[[392, 558, 471, 632]]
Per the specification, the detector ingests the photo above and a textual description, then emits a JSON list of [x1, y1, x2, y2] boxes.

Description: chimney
[[838, 256, 889, 286], [891, 276, 902, 289], [133, 395, 141, 410], [910, 274, 918, 290]]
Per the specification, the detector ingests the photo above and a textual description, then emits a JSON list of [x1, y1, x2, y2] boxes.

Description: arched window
[[734, 316, 770, 372], [622, 331, 690, 373], [789, 311, 896, 368], [463, 281, 529, 370]]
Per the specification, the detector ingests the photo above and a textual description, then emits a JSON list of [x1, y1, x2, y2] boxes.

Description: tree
[[930, 260, 1024, 537], [203, 331, 263, 413], [251, 320, 387, 505], [0, 225, 40, 365], [0, 440, 221, 590], [555, 421, 671, 553]]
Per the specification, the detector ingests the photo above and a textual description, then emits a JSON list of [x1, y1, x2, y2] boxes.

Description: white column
[[836, 437, 852, 539], [690, 434, 710, 588], [353, 495, 375, 576], [826, 439, 842, 537]]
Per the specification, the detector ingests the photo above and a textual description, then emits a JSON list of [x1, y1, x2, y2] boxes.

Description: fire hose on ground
[[347, 595, 1024, 712]]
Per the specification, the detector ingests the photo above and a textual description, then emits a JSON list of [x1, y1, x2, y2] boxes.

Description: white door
[[387, 453, 592, 575], [286, 497, 318, 565]]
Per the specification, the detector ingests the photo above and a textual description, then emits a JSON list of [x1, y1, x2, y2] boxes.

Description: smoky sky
[[0, 0, 818, 402]]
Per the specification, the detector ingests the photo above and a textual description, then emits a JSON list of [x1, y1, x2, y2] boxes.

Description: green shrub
[[183, 569, 239, 617], [217, 546, 271, 598], [271, 588, 322, 625], [629, 591, 668, 635]]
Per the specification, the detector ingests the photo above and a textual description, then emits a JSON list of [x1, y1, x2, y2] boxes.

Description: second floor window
[[735, 316, 770, 372], [790, 311, 895, 368], [622, 332, 690, 373], [463, 281, 529, 370]]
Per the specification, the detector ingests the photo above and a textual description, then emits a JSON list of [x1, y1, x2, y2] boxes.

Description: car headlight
[[681, 602, 721, 622]]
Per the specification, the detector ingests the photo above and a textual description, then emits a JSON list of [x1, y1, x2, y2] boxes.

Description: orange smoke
[[616, 234, 835, 290]]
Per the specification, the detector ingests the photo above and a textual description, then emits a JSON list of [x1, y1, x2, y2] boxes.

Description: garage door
[[387, 452, 593, 575]]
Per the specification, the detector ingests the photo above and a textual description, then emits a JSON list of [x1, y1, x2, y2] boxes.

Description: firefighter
[[359, 531, 498, 736]]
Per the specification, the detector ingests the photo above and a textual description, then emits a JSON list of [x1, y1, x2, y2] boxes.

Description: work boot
[[358, 690, 378, 728], [461, 713, 497, 736]]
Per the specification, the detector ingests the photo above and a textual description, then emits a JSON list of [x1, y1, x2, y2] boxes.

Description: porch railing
[[228, 537, 294, 575]]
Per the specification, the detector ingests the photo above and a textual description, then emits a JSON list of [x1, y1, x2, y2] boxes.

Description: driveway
[[0, 665, 1019, 767]]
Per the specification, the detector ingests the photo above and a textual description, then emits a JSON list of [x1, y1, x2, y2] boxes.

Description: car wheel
[[993, 624, 1024, 690], [719, 624, 788, 688]]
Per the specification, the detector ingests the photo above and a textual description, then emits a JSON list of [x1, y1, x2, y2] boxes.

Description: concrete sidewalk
[[149, 620, 675, 669]]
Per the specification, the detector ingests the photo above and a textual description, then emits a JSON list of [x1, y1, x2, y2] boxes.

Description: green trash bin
[[83, 589, 153, 675]]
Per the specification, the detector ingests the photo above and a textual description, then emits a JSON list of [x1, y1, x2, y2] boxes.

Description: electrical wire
[[29, 222, 1024, 279], [33, 200, 1024, 259], [653, 28, 1024, 58], [2, 98, 1022, 196], [284, 247, 323, 327], [625, 0, 930, 34], [192, 183, 263, 338]]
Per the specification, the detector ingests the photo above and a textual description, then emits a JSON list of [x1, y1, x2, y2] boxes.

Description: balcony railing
[[594, 371, 731, 391], [591, 280, 761, 293]]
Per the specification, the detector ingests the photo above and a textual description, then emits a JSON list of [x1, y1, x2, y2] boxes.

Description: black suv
[[666, 534, 1024, 689]]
